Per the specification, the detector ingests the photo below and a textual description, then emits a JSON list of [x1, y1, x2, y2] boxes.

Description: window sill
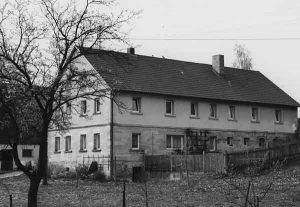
[[93, 112, 101, 115], [129, 148, 144, 153], [189, 115, 200, 119], [79, 150, 87, 153], [92, 149, 101, 152], [54, 151, 61, 154], [275, 121, 283, 125], [165, 114, 176, 118], [80, 114, 88, 117], [228, 118, 237, 122], [251, 120, 260, 123], [130, 111, 143, 115], [64, 150, 72, 153], [209, 117, 218, 120]]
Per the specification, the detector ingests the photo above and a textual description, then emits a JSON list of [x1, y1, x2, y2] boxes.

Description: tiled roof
[[80, 47, 299, 107]]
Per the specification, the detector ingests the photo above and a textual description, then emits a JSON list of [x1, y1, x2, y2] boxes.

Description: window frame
[[275, 109, 283, 123], [165, 100, 174, 116], [209, 103, 217, 119], [80, 134, 87, 151], [227, 137, 233, 146], [244, 138, 250, 146], [228, 105, 236, 120], [94, 98, 101, 114], [55, 137, 60, 152], [190, 102, 198, 117], [208, 136, 217, 151], [22, 149, 33, 158], [132, 97, 142, 113], [251, 107, 259, 122], [65, 136, 72, 152], [93, 133, 101, 151], [131, 133, 140, 150], [166, 135, 183, 149], [66, 102, 72, 116], [81, 100, 87, 115]]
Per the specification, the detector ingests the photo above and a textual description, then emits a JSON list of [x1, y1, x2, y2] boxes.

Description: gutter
[[110, 91, 114, 178]]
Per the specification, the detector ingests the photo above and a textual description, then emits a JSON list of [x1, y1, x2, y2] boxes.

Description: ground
[[0, 164, 299, 207]]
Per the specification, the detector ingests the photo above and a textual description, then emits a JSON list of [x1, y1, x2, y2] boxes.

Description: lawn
[[0, 164, 299, 207]]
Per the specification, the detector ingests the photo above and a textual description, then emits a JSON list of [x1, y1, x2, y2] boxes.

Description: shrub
[[92, 165, 108, 181], [47, 164, 66, 178], [75, 164, 89, 179]]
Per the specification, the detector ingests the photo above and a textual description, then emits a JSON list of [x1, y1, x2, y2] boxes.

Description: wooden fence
[[145, 152, 226, 173], [226, 142, 300, 166]]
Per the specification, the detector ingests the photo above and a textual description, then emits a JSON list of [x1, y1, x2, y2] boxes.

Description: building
[[48, 47, 299, 175], [0, 137, 39, 171]]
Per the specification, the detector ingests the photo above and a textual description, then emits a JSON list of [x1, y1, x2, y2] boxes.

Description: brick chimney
[[212, 55, 224, 75], [127, 47, 135, 55]]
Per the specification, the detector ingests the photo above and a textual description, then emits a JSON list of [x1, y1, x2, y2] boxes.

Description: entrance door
[[0, 150, 13, 171]]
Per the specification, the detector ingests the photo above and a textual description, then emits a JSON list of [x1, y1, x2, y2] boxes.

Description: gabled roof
[[80, 47, 299, 107]]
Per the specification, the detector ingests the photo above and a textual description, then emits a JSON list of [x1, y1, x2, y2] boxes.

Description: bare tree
[[233, 44, 253, 70], [0, 0, 138, 206]]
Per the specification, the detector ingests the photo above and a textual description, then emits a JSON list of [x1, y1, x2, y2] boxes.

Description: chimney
[[127, 47, 135, 55], [212, 54, 224, 75]]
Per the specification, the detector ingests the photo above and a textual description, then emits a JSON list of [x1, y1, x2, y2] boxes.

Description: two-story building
[[48, 47, 299, 175]]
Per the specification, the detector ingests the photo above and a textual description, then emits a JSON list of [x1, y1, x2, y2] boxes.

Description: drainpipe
[[110, 91, 114, 178]]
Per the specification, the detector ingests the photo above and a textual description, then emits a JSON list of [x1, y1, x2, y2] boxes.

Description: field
[[0, 163, 300, 207]]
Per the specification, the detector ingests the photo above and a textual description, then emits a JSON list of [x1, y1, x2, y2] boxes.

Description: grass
[[0, 163, 299, 207]]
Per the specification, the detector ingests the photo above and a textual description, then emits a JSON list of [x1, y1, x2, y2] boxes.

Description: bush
[[75, 164, 89, 179], [92, 165, 108, 181], [47, 164, 66, 178]]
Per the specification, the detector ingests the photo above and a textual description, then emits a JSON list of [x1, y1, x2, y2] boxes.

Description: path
[[0, 171, 23, 179]]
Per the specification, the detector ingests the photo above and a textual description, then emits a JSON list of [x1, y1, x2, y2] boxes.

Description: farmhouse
[[48, 47, 299, 175]]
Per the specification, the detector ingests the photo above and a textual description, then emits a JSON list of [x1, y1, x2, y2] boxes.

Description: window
[[22, 149, 32, 157], [55, 137, 60, 152], [275, 109, 282, 123], [80, 134, 86, 151], [209, 104, 217, 119], [208, 136, 216, 151], [132, 133, 140, 149], [227, 137, 233, 146], [244, 138, 250, 146], [166, 135, 183, 149], [165, 100, 174, 115], [65, 136, 71, 152], [66, 102, 72, 115], [81, 100, 87, 115], [132, 97, 141, 113], [94, 98, 101, 114], [93, 133, 100, 150], [228, 106, 236, 120], [190, 102, 198, 117], [258, 137, 265, 148], [251, 107, 259, 121]]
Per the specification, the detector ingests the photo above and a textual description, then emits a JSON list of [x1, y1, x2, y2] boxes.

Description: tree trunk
[[28, 177, 41, 207]]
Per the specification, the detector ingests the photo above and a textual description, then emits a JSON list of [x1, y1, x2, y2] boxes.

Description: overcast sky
[[114, 0, 300, 116]]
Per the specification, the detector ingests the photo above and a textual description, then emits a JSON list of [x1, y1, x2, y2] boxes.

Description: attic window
[[132, 97, 141, 113], [251, 107, 259, 122], [22, 149, 33, 158]]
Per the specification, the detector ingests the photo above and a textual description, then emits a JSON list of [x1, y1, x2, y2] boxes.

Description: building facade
[[48, 47, 299, 174]]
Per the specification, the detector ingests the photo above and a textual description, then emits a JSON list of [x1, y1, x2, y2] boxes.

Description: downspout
[[110, 91, 114, 178]]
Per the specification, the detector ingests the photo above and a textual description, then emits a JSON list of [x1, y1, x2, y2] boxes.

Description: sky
[[113, 0, 300, 116]]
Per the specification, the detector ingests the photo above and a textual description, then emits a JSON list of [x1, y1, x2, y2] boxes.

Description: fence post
[[170, 154, 172, 172], [9, 194, 12, 207], [114, 156, 117, 181], [185, 155, 190, 187], [223, 151, 228, 174], [202, 150, 205, 173], [123, 180, 126, 207]]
